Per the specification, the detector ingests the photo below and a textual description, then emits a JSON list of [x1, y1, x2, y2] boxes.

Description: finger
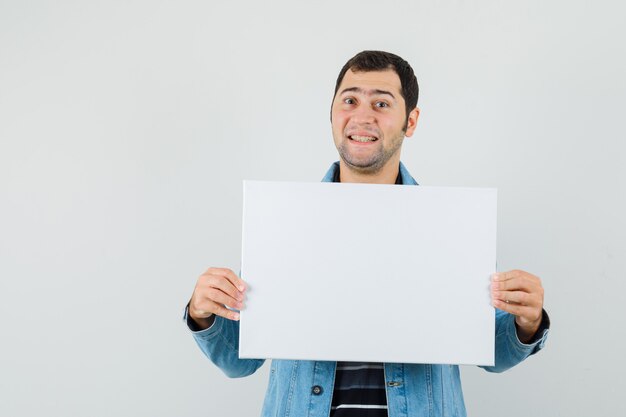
[[193, 300, 240, 321], [204, 287, 244, 310], [206, 267, 247, 292], [493, 270, 523, 281], [491, 290, 538, 307], [493, 270, 539, 283], [493, 300, 542, 323], [493, 300, 537, 320], [203, 274, 245, 302], [492, 275, 540, 293]]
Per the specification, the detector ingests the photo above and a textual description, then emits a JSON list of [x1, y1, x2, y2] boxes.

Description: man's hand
[[491, 269, 544, 343], [188, 267, 247, 330]]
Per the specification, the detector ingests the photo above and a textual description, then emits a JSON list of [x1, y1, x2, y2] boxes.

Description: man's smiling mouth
[[348, 135, 378, 142]]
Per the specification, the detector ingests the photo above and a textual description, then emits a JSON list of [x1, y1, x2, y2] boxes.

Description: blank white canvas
[[240, 181, 497, 366]]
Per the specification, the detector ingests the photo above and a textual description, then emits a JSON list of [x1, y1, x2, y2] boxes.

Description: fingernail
[[232, 312, 240, 320], [492, 282, 499, 290], [492, 274, 500, 281]]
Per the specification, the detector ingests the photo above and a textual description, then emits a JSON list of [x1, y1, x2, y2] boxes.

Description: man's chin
[[341, 157, 385, 174]]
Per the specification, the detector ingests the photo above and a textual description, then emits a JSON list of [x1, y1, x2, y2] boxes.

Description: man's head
[[331, 51, 420, 180], [333, 51, 419, 125]]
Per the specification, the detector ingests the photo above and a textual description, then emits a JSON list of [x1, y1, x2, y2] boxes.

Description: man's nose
[[351, 104, 376, 124]]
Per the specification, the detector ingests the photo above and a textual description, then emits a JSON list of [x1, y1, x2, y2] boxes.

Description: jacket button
[[312, 385, 323, 395]]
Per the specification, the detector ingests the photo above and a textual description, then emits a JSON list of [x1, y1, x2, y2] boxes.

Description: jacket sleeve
[[184, 306, 265, 378], [479, 308, 550, 373]]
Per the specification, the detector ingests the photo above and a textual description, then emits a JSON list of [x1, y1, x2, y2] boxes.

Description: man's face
[[331, 69, 418, 175]]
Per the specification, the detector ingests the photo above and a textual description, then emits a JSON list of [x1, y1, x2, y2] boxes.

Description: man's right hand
[[188, 267, 247, 330]]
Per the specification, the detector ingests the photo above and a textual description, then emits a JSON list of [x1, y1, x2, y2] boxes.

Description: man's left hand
[[491, 269, 544, 343]]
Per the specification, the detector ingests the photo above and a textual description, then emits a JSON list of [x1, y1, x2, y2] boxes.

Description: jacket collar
[[321, 161, 418, 185]]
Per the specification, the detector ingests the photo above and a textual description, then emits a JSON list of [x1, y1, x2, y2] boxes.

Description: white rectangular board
[[239, 181, 497, 365]]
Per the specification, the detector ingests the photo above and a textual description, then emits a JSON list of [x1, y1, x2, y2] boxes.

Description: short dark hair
[[333, 50, 419, 124]]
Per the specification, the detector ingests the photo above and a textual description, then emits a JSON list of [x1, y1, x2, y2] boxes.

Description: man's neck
[[338, 159, 401, 184]]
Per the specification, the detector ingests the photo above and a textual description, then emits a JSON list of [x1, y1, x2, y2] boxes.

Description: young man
[[185, 51, 550, 417]]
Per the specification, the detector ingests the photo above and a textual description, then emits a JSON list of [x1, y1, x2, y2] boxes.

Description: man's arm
[[184, 267, 265, 378], [491, 270, 545, 343], [481, 269, 550, 373]]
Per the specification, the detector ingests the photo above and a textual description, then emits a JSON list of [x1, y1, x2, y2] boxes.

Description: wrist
[[186, 303, 216, 331], [515, 316, 541, 344]]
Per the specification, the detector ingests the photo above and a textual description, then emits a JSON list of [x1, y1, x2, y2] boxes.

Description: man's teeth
[[350, 135, 377, 142]]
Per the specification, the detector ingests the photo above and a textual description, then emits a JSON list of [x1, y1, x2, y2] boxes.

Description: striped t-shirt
[[329, 167, 401, 416], [330, 362, 388, 416]]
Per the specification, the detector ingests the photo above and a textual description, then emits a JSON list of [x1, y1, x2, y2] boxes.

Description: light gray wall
[[1, 1, 624, 416]]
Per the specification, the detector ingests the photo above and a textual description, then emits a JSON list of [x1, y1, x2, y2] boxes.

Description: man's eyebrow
[[339, 87, 396, 100]]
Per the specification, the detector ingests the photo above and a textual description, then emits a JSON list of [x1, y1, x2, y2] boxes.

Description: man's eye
[[344, 98, 355, 105], [375, 101, 388, 108]]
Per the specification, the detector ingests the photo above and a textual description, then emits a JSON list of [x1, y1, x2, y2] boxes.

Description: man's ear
[[404, 107, 420, 137]]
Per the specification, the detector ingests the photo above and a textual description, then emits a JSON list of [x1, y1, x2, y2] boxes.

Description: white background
[[1, 1, 624, 416]]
